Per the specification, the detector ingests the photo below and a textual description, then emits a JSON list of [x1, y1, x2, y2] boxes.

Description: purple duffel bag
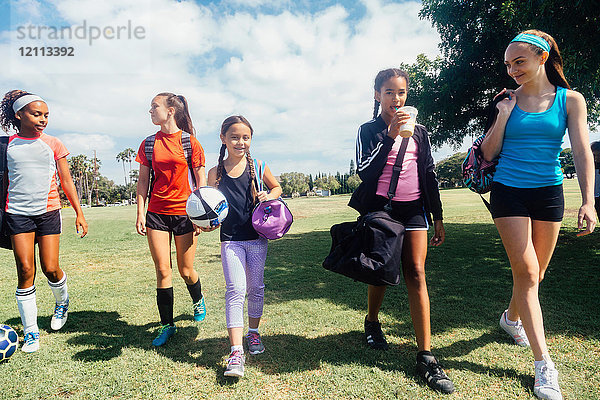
[[251, 198, 293, 240], [251, 159, 293, 240]]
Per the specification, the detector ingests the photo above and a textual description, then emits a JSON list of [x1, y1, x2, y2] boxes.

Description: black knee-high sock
[[156, 287, 174, 326], [186, 279, 202, 304]]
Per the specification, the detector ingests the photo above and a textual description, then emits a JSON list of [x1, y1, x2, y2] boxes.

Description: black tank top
[[219, 164, 259, 242]]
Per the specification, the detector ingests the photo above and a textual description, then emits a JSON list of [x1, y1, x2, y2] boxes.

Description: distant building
[[314, 189, 331, 197]]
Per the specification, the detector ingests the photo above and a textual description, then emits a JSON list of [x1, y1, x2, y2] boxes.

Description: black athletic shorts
[[6, 209, 62, 236], [490, 182, 564, 221], [371, 196, 429, 230], [146, 211, 194, 236]]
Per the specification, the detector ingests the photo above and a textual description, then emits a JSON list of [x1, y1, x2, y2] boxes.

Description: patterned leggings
[[221, 238, 268, 328]]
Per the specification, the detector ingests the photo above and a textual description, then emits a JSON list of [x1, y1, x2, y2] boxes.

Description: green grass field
[[0, 180, 598, 399]]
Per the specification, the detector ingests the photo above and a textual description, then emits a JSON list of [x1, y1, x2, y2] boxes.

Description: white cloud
[[0, 0, 442, 182], [58, 133, 116, 159], [10, 0, 43, 19], [223, 0, 291, 7]]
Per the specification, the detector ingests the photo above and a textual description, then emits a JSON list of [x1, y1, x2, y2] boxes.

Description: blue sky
[[0, 0, 444, 183], [2, 0, 593, 184]]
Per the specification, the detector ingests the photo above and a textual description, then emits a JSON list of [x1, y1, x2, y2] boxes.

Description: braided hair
[[372, 68, 410, 119], [216, 115, 258, 201], [0, 90, 31, 133], [215, 143, 227, 188], [156, 92, 196, 136]]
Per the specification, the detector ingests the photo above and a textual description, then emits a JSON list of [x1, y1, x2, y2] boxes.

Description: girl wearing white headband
[[481, 30, 595, 400], [0, 90, 88, 353]]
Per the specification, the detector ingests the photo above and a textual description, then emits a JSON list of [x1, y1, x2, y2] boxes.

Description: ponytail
[[0, 90, 31, 133], [156, 92, 196, 136]]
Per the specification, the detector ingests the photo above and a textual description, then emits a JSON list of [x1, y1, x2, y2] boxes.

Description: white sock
[[16, 286, 38, 334], [48, 273, 68, 305], [504, 311, 519, 326], [231, 345, 244, 353], [535, 354, 553, 369], [248, 328, 259, 334]]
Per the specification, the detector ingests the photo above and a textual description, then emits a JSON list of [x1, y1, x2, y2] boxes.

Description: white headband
[[12, 95, 45, 113]]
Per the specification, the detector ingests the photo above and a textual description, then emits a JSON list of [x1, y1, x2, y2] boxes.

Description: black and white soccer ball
[[0, 325, 18, 363], [186, 187, 229, 228]]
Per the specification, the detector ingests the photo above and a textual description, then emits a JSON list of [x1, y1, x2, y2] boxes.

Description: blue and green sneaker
[[152, 324, 176, 347], [193, 297, 206, 322]]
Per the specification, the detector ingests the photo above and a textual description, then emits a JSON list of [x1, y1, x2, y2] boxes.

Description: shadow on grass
[[4, 311, 203, 362], [2, 221, 595, 391], [2, 311, 532, 389], [264, 222, 600, 338]]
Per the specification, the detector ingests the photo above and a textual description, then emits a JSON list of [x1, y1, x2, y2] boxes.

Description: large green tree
[[346, 174, 362, 191], [559, 148, 575, 178], [280, 172, 309, 196], [435, 152, 467, 188], [314, 175, 341, 192], [412, 0, 599, 146]]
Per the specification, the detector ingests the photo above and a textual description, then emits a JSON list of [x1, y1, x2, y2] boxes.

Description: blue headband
[[510, 33, 551, 53]]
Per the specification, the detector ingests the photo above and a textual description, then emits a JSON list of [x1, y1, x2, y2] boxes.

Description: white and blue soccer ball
[[0, 325, 18, 363], [186, 186, 229, 228]]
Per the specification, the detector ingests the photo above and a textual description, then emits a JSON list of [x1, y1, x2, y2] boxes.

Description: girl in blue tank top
[[481, 30, 596, 400]]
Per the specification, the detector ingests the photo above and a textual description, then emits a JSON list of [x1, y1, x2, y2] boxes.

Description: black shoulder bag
[[0, 136, 12, 249], [322, 137, 409, 286]]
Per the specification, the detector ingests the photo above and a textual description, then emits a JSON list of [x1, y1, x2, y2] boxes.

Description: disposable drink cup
[[398, 106, 418, 138]]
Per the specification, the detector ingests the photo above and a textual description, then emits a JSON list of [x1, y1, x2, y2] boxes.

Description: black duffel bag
[[323, 210, 404, 286], [323, 137, 410, 286]]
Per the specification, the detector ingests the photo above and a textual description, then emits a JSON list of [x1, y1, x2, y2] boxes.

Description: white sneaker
[[534, 355, 562, 400], [50, 300, 69, 331], [499, 310, 530, 347], [21, 331, 40, 353]]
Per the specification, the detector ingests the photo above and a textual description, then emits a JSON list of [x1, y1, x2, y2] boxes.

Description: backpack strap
[[0, 136, 9, 205], [181, 132, 197, 189], [145, 132, 198, 200], [384, 137, 410, 211], [144, 134, 157, 199], [144, 134, 156, 168]]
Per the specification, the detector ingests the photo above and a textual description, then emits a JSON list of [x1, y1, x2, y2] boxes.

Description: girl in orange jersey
[[136, 93, 207, 347]]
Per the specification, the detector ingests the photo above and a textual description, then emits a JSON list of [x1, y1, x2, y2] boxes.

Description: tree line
[[63, 146, 578, 206], [64, 148, 138, 206], [279, 160, 362, 197], [435, 148, 576, 188]]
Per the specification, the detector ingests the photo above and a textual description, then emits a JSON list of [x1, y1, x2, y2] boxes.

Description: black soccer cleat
[[416, 351, 455, 394], [364, 315, 389, 350]]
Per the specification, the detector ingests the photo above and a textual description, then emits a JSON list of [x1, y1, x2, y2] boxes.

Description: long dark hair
[[156, 92, 196, 136], [372, 68, 410, 119], [0, 90, 32, 133], [215, 115, 258, 201], [516, 30, 570, 89]]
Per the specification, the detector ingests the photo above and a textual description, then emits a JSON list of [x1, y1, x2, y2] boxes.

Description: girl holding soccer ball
[[0, 90, 88, 353], [206, 115, 281, 378], [135, 93, 207, 347]]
